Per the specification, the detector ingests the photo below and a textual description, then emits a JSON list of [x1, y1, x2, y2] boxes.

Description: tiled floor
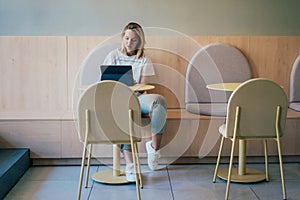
[[4, 163, 300, 200]]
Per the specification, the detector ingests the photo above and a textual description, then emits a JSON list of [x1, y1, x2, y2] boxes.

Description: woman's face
[[122, 29, 140, 55]]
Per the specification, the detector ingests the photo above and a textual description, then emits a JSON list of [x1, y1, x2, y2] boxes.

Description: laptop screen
[[100, 65, 134, 86]]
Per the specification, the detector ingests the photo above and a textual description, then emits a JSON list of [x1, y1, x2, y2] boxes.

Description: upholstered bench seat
[[185, 103, 227, 116], [289, 102, 300, 111]]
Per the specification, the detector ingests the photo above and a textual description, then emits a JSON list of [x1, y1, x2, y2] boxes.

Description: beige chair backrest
[[224, 78, 288, 138], [77, 80, 141, 144]]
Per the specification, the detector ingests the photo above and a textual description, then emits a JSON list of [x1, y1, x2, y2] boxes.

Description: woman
[[103, 22, 167, 182]]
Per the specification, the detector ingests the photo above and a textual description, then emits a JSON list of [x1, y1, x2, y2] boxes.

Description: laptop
[[99, 65, 134, 86]]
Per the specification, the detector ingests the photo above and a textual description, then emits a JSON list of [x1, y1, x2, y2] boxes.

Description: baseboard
[[31, 155, 300, 166]]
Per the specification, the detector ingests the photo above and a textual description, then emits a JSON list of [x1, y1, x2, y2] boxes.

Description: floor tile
[[4, 180, 90, 200], [3, 163, 300, 200]]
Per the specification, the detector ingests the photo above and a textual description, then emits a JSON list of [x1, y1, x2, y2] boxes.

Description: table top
[[129, 84, 155, 92], [206, 83, 241, 92], [79, 83, 155, 92]]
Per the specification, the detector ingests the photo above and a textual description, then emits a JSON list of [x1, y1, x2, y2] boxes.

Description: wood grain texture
[[1, 36, 300, 159], [0, 36, 67, 114]]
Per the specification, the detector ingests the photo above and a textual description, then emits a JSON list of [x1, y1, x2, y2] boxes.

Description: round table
[[80, 83, 155, 92], [206, 83, 241, 91]]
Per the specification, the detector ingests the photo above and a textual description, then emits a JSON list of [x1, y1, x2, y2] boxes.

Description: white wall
[[0, 0, 300, 36]]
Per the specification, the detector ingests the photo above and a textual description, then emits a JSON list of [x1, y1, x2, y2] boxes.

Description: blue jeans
[[121, 94, 167, 151]]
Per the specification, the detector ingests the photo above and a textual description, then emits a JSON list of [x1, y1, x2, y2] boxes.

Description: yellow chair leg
[[77, 109, 90, 200], [275, 106, 287, 200], [225, 138, 236, 200], [277, 139, 287, 200], [263, 140, 269, 181], [213, 136, 225, 183], [128, 109, 141, 200], [77, 140, 88, 200], [132, 144, 141, 200], [225, 106, 240, 200], [85, 144, 93, 188], [134, 143, 143, 189]]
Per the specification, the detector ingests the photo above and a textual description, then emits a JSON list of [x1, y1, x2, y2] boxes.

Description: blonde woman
[[103, 22, 166, 181]]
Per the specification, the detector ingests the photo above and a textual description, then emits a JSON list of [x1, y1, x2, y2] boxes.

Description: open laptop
[[99, 65, 134, 86]]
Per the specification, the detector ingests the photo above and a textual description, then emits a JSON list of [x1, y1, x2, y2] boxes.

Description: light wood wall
[[1, 36, 300, 114], [69, 36, 300, 110], [0, 36, 300, 159], [0, 37, 68, 115]]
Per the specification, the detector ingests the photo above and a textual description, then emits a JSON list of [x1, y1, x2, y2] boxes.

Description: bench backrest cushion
[[185, 43, 251, 116], [289, 54, 300, 111]]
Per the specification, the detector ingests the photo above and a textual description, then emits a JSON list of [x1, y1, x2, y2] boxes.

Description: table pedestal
[[92, 169, 128, 184], [217, 140, 266, 183], [218, 168, 266, 183], [92, 144, 130, 184]]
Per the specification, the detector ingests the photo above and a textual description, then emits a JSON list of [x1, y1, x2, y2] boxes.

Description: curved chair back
[[289, 54, 300, 111], [80, 43, 121, 86], [185, 43, 251, 116], [225, 78, 288, 138], [77, 80, 141, 144]]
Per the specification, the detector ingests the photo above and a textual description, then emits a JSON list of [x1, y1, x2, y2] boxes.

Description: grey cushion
[[186, 103, 227, 116], [289, 102, 300, 112], [289, 54, 300, 111], [185, 43, 251, 116]]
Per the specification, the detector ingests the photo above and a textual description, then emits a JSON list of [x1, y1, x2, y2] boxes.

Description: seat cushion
[[186, 103, 227, 116], [289, 102, 300, 112], [218, 124, 227, 137]]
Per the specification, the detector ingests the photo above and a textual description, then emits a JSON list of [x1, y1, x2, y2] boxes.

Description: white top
[[103, 49, 155, 84]]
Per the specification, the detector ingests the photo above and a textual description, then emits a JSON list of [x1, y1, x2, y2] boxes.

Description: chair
[[77, 80, 143, 200], [213, 78, 288, 200], [289, 54, 300, 111], [185, 43, 251, 116]]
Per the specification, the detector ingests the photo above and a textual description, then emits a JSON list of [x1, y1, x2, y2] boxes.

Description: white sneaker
[[146, 141, 160, 170], [125, 163, 136, 182]]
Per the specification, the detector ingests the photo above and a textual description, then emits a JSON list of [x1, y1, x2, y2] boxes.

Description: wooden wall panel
[[67, 36, 109, 111], [61, 120, 114, 158], [0, 120, 61, 158], [61, 120, 83, 157], [67, 36, 300, 109], [1, 36, 300, 114], [247, 36, 300, 94], [0, 36, 68, 115], [1, 36, 300, 160]]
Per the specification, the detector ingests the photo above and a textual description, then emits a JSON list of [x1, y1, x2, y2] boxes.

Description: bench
[[0, 104, 300, 165]]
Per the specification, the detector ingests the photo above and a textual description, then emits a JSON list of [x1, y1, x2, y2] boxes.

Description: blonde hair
[[120, 22, 145, 59]]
